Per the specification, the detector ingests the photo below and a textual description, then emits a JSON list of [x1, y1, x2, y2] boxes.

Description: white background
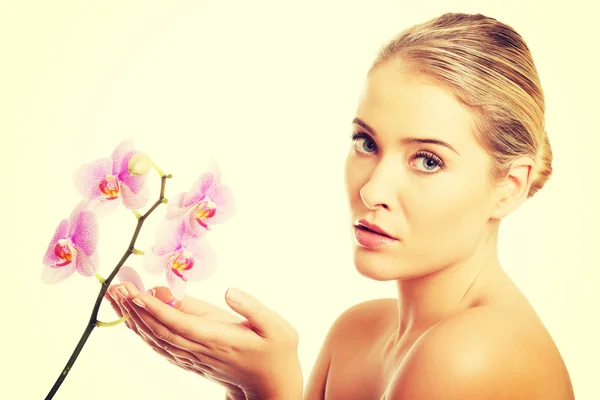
[[1, 0, 598, 399]]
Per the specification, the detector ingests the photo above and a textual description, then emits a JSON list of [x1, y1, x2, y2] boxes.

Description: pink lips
[[354, 220, 398, 249]]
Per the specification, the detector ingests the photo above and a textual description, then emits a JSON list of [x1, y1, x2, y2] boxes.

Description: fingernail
[[147, 289, 156, 297], [166, 297, 177, 307], [226, 288, 243, 304], [118, 285, 129, 298], [132, 298, 145, 308]]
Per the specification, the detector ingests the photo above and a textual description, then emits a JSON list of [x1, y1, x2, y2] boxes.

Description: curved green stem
[[94, 273, 105, 283], [45, 174, 170, 400], [150, 159, 166, 177], [96, 314, 130, 327]]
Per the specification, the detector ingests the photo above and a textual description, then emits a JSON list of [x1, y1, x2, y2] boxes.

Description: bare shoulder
[[386, 306, 574, 400], [303, 298, 397, 400], [326, 298, 397, 346]]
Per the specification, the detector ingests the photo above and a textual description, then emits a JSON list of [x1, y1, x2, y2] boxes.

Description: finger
[[138, 330, 199, 373], [123, 297, 204, 368], [127, 297, 219, 357], [128, 303, 221, 373], [224, 288, 288, 338], [104, 290, 123, 318], [119, 285, 252, 351], [107, 285, 137, 332], [121, 291, 213, 356], [150, 286, 240, 322]]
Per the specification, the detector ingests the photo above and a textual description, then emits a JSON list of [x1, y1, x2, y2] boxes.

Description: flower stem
[[45, 174, 170, 400], [94, 273, 105, 283], [150, 159, 166, 177], [96, 314, 130, 327]]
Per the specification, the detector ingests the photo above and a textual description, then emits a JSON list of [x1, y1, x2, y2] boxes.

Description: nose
[[359, 160, 399, 211]]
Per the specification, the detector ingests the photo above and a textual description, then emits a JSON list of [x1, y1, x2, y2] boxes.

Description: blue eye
[[350, 132, 377, 154], [412, 151, 445, 173], [349, 133, 446, 174]]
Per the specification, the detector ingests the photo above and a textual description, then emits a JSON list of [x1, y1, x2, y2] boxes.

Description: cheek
[[405, 175, 492, 250]]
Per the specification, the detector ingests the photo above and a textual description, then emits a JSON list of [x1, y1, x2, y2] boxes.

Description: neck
[[392, 225, 508, 343]]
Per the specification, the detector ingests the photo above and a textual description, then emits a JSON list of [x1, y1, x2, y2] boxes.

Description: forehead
[[356, 62, 477, 147]]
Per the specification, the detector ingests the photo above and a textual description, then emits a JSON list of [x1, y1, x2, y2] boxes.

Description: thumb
[[225, 288, 283, 336]]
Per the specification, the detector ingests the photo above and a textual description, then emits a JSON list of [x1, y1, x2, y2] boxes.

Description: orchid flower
[[42, 201, 99, 284], [144, 220, 217, 300], [166, 160, 236, 237], [74, 140, 150, 212], [117, 266, 146, 293]]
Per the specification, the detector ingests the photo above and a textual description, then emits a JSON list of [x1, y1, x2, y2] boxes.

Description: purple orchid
[[166, 160, 236, 237], [42, 201, 99, 284], [143, 220, 217, 300], [74, 140, 149, 211], [116, 266, 146, 293]]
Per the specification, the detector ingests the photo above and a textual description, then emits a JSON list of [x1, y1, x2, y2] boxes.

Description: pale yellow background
[[1, 0, 598, 399]]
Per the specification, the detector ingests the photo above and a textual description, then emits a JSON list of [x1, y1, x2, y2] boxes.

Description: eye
[[350, 132, 377, 154], [412, 151, 445, 174]]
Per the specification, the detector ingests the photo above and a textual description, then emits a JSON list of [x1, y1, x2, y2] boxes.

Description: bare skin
[[105, 60, 575, 399], [311, 272, 574, 399]]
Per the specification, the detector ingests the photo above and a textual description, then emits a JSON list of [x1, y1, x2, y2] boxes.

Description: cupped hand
[[105, 283, 303, 400], [104, 284, 245, 393]]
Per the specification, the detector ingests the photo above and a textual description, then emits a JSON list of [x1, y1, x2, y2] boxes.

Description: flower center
[[54, 238, 77, 267], [194, 197, 217, 229], [99, 175, 120, 200], [170, 249, 194, 280]]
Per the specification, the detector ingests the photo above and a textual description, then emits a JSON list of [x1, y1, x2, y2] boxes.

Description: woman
[[106, 12, 574, 399]]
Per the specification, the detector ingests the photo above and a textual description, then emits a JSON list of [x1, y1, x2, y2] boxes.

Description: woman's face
[[344, 62, 502, 281]]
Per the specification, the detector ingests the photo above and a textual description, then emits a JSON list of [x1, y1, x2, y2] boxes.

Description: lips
[[356, 219, 395, 239]]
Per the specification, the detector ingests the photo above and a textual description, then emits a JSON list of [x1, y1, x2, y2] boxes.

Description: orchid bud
[[128, 153, 152, 176]]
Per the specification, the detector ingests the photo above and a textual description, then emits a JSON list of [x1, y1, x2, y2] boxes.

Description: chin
[[353, 246, 413, 281], [352, 244, 443, 282]]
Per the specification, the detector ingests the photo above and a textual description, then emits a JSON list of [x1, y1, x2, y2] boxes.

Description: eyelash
[[349, 132, 446, 174]]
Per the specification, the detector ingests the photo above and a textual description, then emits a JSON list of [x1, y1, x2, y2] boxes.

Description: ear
[[489, 157, 535, 219]]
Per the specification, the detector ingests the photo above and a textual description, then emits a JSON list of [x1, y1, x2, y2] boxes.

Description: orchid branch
[[44, 173, 171, 400]]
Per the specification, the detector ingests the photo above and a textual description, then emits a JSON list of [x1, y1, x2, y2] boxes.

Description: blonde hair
[[370, 13, 552, 198]]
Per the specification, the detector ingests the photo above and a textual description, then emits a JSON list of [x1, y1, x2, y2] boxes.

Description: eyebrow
[[352, 117, 460, 155]]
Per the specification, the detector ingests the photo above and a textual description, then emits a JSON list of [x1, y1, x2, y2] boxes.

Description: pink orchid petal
[[183, 173, 215, 207], [206, 184, 237, 225], [73, 158, 113, 200], [116, 150, 136, 177], [186, 207, 210, 237], [144, 250, 170, 275], [70, 210, 98, 256], [119, 166, 147, 194], [166, 268, 187, 300], [68, 200, 93, 222], [111, 140, 135, 175], [182, 237, 218, 281], [88, 198, 120, 216], [41, 262, 76, 284], [152, 220, 188, 256], [205, 159, 221, 183], [43, 219, 69, 266], [74, 247, 98, 277], [165, 193, 189, 219], [120, 182, 149, 210], [117, 266, 146, 292]]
